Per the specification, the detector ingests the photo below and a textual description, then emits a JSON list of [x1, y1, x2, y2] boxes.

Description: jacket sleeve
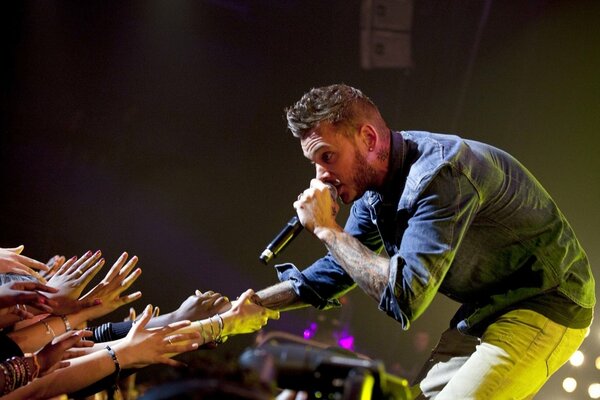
[[274, 196, 381, 309]]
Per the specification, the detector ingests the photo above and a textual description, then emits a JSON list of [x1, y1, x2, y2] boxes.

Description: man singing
[[252, 84, 594, 399]]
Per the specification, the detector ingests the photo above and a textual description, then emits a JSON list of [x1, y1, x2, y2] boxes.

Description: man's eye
[[322, 152, 333, 163]]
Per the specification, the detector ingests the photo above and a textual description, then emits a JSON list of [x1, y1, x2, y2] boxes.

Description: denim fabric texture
[[276, 131, 595, 334]]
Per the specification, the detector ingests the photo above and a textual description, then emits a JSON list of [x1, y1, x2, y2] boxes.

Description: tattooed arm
[[294, 179, 390, 303], [314, 226, 389, 302], [251, 281, 308, 311]]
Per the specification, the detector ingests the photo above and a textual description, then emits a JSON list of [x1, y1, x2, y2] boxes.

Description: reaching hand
[[221, 289, 280, 337], [0, 281, 58, 313], [0, 245, 49, 282], [36, 330, 93, 376], [173, 290, 231, 322], [59, 334, 96, 360], [39, 255, 66, 280], [114, 304, 201, 369], [77, 252, 142, 321], [45, 251, 106, 315]]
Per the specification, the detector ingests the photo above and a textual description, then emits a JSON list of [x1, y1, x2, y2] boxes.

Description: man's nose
[[316, 165, 339, 185], [315, 164, 329, 180]]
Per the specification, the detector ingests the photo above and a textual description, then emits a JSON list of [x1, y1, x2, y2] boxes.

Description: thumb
[[269, 310, 281, 320]]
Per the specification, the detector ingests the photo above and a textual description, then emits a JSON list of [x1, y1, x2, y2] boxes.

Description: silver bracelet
[[208, 317, 216, 340], [61, 315, 72, 332], [198, 321, 209, 344]]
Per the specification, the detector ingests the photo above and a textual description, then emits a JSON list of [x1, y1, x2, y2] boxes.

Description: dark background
[[1, 1, 599, 398]]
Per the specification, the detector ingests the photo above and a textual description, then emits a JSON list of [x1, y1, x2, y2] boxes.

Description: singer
[[248, 84, 595, 399]]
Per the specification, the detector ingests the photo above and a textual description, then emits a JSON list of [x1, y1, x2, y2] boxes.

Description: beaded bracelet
[[9, 358, 24, 388], [1, 357, 31, 394], [0, 363, 14, 395], [105, 345, 121, 386], [21, 356, 32, 383]]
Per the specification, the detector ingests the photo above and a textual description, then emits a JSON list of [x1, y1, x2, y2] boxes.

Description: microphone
[[259, 184, 337, 265]]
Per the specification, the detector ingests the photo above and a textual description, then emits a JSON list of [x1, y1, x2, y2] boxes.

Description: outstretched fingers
[[118, 291, 143, 307], [102, 252, 130, 283]]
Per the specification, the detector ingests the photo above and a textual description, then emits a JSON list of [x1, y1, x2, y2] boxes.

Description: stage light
[[338, 335, 355, 350], [595, 356, 600, 370], [334, 328, 356, 351], [570, 350, 585, 367], [588, 383, 600, 398], [303, 322, 318, 340], [562, 377, 577, 393]]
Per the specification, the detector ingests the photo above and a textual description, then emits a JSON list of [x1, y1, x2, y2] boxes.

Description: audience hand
[[0, 282, 58, 327], [172, 290, 231, 322], [36, 330, 93, 376], [45, 251, 106, 314], [114, 304, 201, 369], [76, 252, 142, 321], [0, 245, 49, 282], [39, 255, 66, 280], [220, 289, 280, 337]]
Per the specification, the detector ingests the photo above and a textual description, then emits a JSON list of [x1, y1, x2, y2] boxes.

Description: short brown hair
[[285, 84, 380, 139]]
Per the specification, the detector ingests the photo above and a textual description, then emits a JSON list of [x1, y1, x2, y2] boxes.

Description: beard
[[350, 148, 379, 200]]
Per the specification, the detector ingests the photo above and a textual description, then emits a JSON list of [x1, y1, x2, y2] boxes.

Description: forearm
[[0, 355, 39, 396], [8, 315, 73, 353], [315, 226, 390, 302], [146, 312, 178, 328], [3, 346, 119, 400], [251, 281, 307, 311]]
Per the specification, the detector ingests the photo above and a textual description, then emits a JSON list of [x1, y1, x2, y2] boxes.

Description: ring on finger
[[167, 337, 173, 345]]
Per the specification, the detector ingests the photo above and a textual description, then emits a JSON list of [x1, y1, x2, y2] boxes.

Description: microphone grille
[[324, 183, 338, 200]]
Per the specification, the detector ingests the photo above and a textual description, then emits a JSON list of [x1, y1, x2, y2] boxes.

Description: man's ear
[[359, 124, 378, 150]]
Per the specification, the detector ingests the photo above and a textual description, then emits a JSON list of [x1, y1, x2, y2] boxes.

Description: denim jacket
[[276, 131, 595, 334]]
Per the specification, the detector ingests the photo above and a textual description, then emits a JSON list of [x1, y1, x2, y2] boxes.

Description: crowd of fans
[[0, 245, 279, 399]]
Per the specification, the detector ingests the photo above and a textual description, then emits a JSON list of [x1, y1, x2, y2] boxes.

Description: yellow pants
[[414, 309, 589, 399]]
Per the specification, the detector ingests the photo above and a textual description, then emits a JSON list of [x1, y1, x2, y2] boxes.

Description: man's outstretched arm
[[251, 281, 308, 311]]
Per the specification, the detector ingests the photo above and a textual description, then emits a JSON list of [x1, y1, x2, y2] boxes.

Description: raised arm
[[3, 305, 199, 400]]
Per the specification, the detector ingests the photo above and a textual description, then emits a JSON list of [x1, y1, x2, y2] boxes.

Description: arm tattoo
[[252, 281, 308, 311], [321, 229, 390, 302]]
